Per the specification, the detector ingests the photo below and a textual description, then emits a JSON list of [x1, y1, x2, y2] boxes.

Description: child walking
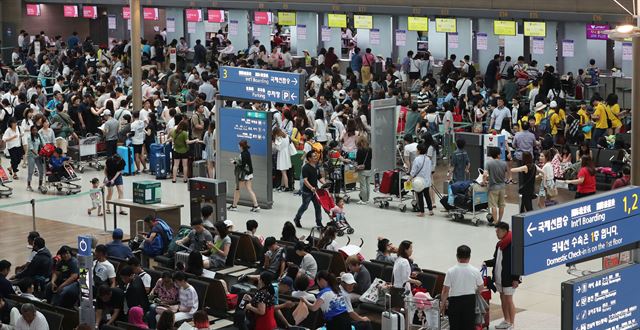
[[88, 178, 103, 216]]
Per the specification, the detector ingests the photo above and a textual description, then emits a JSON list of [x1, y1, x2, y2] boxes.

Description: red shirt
[[611, 175, 630, 190], [577, 167, 596, 193]]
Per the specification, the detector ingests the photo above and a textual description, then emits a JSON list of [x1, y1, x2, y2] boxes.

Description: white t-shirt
[[14, 309, 49, 330], [2, 127, 21, 149], [443, 263, 483, 297], [315, 119, 328, 142], [93, 260, 116, 283], [403, 142, 418, 159], [392, 257, 412, 289], [130, 119, 146, 145], [292, 290, 316, 303], [491, 107, 512, 130], [455, 78, 472, 96]]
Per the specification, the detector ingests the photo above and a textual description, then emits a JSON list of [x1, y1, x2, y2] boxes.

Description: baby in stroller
[[316, 190, 354, 236], [40, 147, 80, 195]]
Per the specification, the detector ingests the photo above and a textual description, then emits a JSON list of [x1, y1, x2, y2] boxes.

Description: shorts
[[538, 184, 546, 198], [495, 283, 516, 295], [91, 197, 102, 208], [173, 151, 189, 160], [241, 174, 253, 181], [106, 175, 123, 187], [133, 144, 144, 155], [488, 189, 506, 208]]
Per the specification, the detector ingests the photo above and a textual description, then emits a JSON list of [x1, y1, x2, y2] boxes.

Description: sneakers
[[250, 206, 261, 212], [228, 205, 238, 211], [356, 200, 368, 205], [495, 321, 512, 329], [26, 186, 33, 192]]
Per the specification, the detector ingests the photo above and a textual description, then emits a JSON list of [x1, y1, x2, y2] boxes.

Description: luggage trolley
[[403, 295, 448, 330], [0, 166, 13, 198], [68, 134, 104, 173], [440, 171, 491, 226]]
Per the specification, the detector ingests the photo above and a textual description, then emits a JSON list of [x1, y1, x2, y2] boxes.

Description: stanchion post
[[30, 199, 36, 231], [101, 187, 107, 232]]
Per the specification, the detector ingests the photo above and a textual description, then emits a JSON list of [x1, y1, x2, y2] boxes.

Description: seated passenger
[[49, 147, 70, 181], [105, 228, 134, 260], [175, 219, 213, 254], [14, 237, 52, 289], [203, 221, 231, 269]]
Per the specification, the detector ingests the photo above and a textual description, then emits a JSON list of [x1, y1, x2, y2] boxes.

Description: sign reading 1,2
[[623, 192, 639, 215]]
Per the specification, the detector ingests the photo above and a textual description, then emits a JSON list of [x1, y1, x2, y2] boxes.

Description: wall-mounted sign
[[143, 8, 159, 21], [64, 5, 79, 18], [327, 14, 347, 28], [524, 21, 546, 37], [278, 12, 296, 26], [494, 20, 516, 36], [354, 15, 373, 29], [26, 4, 41, 16], [254, 11, 272, 25], [436, 18, 457, 33], [408, 16, 429, 31], [82, 6, 97, 19], [586, 24, 609, 40], [208, 9, 225, 23], [185, 9, 203, 22]]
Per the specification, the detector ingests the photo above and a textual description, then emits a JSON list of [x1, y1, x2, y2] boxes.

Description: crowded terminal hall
[[0, 1, 638, 330]]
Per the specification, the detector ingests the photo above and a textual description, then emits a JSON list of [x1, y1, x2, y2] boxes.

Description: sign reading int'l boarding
[[512, 186, 640, 275], [218, 66, 305, 104]]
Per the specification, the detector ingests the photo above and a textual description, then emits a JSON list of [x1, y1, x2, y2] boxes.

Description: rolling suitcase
[[155, 153, 169, 179], [379, 170, 395, 194], [382, 293, 405, 330], [117, 145, 136, 175], [192, 160, 208, 178]]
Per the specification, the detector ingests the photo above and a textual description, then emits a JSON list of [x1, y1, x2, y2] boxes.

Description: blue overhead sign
[[512, 186, 640, 275], [218, 66, 305, 104], [562, 263, 640, 330]]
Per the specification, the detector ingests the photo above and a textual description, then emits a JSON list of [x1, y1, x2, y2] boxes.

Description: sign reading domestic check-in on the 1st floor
[[512, 186, 640, 276], [218, 66, 305, 105]]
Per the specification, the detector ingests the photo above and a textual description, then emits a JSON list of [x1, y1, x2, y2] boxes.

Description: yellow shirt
[[593, 103, 608, 129], [558, 108, 566, 121], [608, 104, 622, 128], [534, 112, 545, 126], [549, 112, 561, 135], [578, 109, 592, 139]]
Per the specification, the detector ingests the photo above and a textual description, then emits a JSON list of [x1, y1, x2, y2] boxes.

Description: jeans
[[416, 187, 433, 212], [294, 190, 322, 226], [45, 282, 79, 309], [358, 170, 371, 202], [592, 128, 607, 147], [27, 156, 44, 186]]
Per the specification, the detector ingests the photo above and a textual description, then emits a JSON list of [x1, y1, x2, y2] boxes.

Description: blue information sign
[[513, 186, 640, 275], [219, 66, 305, 104], [562, 263, 640, 330], [77, 236, 92, 257], [218, 108, 269, 157]]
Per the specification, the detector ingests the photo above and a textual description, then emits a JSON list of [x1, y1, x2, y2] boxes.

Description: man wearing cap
[[338, 273, 372, 327], [223, 220, 234, 232], [100, 109, 119, 157], [548, 101, 563, 141], [105, 228, 134, 260]]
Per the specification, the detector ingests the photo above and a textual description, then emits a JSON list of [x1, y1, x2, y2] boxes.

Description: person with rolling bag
[[382, 292, 405, 330]]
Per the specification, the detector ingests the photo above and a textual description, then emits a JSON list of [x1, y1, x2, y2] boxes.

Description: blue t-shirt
[[50, 156, 69, 169], [317, 287, 349, 321]]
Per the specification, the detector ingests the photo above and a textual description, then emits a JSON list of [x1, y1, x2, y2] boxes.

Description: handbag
[[359, 278, 386, 304], [292, 299, 309, 325], [545, 179, 558, 197]]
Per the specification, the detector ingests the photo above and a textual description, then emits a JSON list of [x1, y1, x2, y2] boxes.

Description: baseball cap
[[338, 90, 346, 98], [341, 273, 356, 285], [112, 228, 123, 239], [102, 110, 111, 116], [224, 220, 234, 228], [280, 276, 294, 288]]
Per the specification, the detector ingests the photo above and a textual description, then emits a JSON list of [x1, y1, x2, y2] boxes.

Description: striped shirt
[[416, 92, 431, 111], [179, 284, 199, 315]]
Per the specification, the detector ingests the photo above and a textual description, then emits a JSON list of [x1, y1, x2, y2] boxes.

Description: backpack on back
[[143, 219, 174, 257], [538, 111, 551, 134]]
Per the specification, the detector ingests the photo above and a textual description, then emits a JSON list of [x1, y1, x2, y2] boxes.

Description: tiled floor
[[0, 163, 607, 329]]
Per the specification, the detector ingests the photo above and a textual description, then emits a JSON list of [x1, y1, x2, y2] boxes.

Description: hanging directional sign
[[561, 263, 640, 330], [218, 66, 305, 104], [512, 186, 640, 275]]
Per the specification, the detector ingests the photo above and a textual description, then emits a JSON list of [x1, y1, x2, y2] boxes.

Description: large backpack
[[466, 63, 476, 79], [166, 225, 193, 257], [567, 113, 581, 138], [538, 111, 551, 134], [143, 218, 174, 257]]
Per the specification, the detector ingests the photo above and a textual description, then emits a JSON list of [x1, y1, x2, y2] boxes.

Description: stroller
[[39, 145, 82, 195], [0, 165, 13, 198], [315, 188, 355, 236]]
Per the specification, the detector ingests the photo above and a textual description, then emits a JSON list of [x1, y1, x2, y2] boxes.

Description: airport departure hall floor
[[0, 165, 601, 330]]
